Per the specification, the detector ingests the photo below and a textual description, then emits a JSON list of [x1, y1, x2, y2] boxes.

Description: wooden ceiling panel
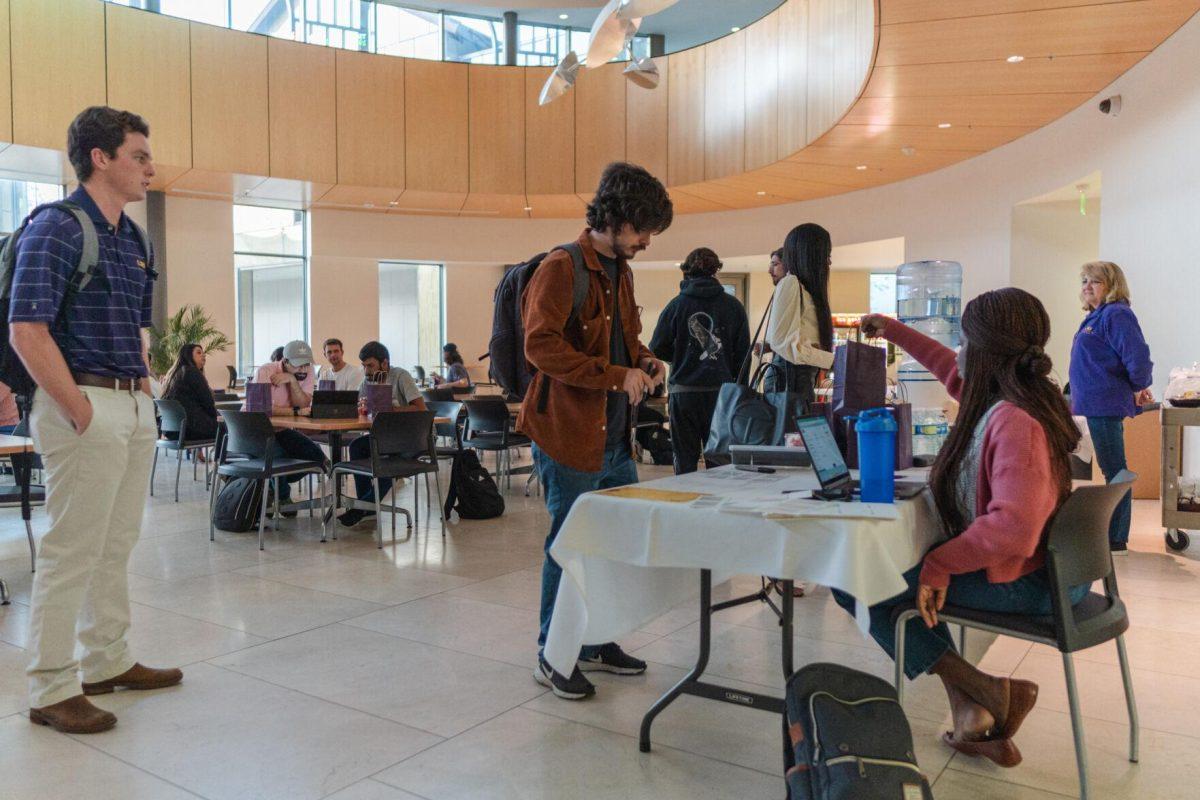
[[789, 144, 977, 170], [876, 1, 1200, 66], [526, 67, 576, 195], [863, 52, 1147, 97], [336, 49, 405, 189], [575, 63, 628, 193], [469, 65, 526, 195], [405, 60, 469, 194], [626, 57, 669, 179], [811, 123, 1034, 152], [461, 193, 531, 218], [526, 194, 586, 220], [313, 185, 404, 209], [667, 189, 735, 215], [842, 93, 1092, 128], [389, 190, 467, 215], [880, 0, 1130, 26]]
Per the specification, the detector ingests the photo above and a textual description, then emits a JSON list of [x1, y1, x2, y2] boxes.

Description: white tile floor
[[1, 457, 1198, 799]]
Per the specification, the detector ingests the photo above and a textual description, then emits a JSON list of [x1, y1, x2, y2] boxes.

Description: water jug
[[856, 407, 898, 504], [896, 260, 962, 380]]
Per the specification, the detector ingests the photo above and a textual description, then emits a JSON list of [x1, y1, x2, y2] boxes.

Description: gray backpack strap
[[557, 241, 590, 325], [54, 201, 100, 292], [127, 218, 157, 278]]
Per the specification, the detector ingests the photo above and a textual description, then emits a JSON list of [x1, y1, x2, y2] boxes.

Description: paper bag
[[832, 341, 886, 416], [244, 382, 272, 413], [364, 382, 392, 416]]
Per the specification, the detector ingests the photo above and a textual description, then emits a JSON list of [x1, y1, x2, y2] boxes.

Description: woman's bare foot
[[945, 683, 995, 742]]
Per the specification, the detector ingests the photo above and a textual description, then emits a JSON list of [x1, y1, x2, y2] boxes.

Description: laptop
[[794, 415, 927, 501], [310, 390, 360, 419]]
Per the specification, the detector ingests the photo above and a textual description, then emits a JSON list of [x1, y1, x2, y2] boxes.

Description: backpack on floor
[[213, 478, 274, 533], [784, 663, 933, 800], [487, 242, 588, 401], [443, 449, 505, 520], [634, 403, 673, 465]]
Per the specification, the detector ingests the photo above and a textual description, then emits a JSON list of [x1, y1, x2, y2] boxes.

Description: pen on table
[[734, 465, 776, 474]]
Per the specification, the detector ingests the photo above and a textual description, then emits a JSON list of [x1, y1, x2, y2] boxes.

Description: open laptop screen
[[796, 415, 850, 489]]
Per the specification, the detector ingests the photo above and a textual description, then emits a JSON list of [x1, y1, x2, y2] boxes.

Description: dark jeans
[[269, 429, 326, 501], [668, 390, 719, 475], [762, 357, 817, 406], [347, 434, 392, 506], [832, 564, 1091, 679], [533, 443, 639, 659], [1086, 416, 1132, 546]]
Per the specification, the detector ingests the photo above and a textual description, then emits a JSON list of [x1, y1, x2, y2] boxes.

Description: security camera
[[1098, 95, 1122, 116]]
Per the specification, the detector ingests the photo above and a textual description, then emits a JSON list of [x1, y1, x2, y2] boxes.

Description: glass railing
[[105, 0, 651, 66]]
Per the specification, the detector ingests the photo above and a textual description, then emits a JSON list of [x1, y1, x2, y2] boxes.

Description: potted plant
[[148, 305, 232, 377]]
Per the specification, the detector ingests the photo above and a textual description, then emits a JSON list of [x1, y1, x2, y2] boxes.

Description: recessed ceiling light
[[901, 146, 916, 156], [756, 190, 766, 196], [559, 13, 568, 20], [523, 206, 533, 212], [938, 122, 952, 129], [731, 26, 740, 32], [855, 165, 868, 170], [388, 200, 399, 206], [1007, 55, 1024, 63]]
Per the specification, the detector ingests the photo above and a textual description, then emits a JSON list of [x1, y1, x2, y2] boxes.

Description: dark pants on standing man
[[667, 389, 719, 474], [533, 443, 638, 659], [1086, 416, 1133, 547]]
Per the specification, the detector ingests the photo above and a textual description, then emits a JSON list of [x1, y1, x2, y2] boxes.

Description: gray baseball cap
[[282, 340, 314, 367]]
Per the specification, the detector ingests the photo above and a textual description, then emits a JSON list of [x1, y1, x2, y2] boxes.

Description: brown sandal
[[941, 731, 1022, 767], [995, 678, 1039, 740]]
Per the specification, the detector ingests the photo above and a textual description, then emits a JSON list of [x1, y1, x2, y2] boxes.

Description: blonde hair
[[1080, 261, 1131, 310]]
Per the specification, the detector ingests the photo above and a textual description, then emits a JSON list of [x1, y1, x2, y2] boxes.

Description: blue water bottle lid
[[856, 407, 898, 432]]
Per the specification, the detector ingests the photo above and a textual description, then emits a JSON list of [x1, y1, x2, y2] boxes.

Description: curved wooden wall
[[0, 0, 875, 217]]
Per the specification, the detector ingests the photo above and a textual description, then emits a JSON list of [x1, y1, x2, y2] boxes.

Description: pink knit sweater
[[883, 319, 1060, 590]]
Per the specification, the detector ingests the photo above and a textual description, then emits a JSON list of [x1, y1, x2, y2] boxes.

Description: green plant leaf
[[148, 304, 231, 376]]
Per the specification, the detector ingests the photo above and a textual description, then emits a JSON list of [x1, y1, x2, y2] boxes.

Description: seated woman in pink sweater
[[843, 288, 1088, 768]]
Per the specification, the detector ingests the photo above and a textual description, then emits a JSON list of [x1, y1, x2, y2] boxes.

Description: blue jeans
[[534, 443, 639, 658], [833, 565, 1091, 679], [1087, 416, 1132, 546]]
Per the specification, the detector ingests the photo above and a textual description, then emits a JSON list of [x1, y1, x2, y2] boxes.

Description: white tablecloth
[[543, 465, 942, 676]]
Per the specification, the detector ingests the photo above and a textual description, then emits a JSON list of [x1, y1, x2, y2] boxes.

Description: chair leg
[[257, 478, 271, 551], [209, 471, 221, 542], [894, 610, 912, 703], [433, 469, 446, 538], [1062, 652, 1091, 800], [150, 447, 158, 496], [25, 518, 36, 573], [319, 473, 328, 543], [373, 477, 384, 548], [958, 624, 967, 656], [193, 451, 199, 481], [414, 478, 419, 529], [175, 447, 184, 503], [1115, 635, 1140, 763]]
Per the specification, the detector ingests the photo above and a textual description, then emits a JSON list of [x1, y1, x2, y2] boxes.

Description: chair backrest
[[426, 400, 465, 444], [412, 365, 427, 382], [1044, 477, 1134, 650], [218, 409, 276, 460], [226, 364, 238, 389], [369, 410, 435, 461], [463, 398, 510, 438], [154, 398, 188, 438], [421, 386, 454, 403]]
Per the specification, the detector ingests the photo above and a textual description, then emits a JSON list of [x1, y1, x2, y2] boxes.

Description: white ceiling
[[377, 0, 785, 53], [1019, 172, 1103, 205]]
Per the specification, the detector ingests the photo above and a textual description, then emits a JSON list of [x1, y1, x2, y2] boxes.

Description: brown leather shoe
[[30, 695, 117, 734], [82, 663, 183, 696]]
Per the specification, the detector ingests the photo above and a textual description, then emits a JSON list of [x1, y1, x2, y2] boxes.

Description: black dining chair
[[152, 398, 217, 502], [891, 479, 1139, 800], [331, 410, 443, 547], [462, 398, 530, 490], [225, 364, 244, 390], [208, 410, 328, 550], [425, 400, 465, 460], [0, 418, 42, 573], [421, 386, 455, 403]]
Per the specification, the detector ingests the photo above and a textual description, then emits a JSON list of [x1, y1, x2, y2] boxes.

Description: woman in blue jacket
[[1069, 260, 1154, 554]]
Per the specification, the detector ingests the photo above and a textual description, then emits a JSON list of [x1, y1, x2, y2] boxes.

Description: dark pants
[[668, 390, 720, 474], [762, 357, 818, 407], [832, 565, 1091, 679], [269, 429, 326, 501], [348, 434, 392, 506], [533, 443, 638, 659], [1086, 417, 1133, 546]]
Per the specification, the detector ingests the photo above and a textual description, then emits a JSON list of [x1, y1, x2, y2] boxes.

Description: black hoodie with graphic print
[[649, 276, 751, 390]]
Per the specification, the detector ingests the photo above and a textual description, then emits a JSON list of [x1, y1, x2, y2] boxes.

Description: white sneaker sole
[[578, 661, 646, 675], [533, 665, 592, 700]]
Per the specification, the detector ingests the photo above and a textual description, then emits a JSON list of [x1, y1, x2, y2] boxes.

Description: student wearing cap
[[431, 343, 473, 393], [253, 340, 328, 506]]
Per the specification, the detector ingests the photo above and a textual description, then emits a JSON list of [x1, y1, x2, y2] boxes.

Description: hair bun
[[1018, 345, 1052, 377]]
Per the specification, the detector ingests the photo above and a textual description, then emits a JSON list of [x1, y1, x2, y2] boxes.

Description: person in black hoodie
[[650, 248, 750, 473], [161, 342, 218, 440]]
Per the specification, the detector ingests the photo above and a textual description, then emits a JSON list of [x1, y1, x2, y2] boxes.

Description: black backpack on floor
[[487, 242, 588, 401], [443, 449, 505, 520], [213, 478, 274, 533], [634, 404, 673, 466], [784, 663, 933, 800]]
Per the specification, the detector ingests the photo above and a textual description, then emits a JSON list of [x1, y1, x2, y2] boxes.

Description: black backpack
[[634, 404, 673, 465], [784, 663, 933, 800], [0, 200, 152, 407], [212, 478, 275, 533], [487, 242, 589, 400], [442, 449, 505, 520]]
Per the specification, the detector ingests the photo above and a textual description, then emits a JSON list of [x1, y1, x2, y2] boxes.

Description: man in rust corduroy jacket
[[519, 162, 673, 700]]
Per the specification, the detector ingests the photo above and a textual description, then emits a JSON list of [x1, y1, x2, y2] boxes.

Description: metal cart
[[1161, 404, 1199, 552]]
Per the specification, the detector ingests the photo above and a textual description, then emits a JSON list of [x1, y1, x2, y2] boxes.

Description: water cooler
[[896, 260, 962, 455]]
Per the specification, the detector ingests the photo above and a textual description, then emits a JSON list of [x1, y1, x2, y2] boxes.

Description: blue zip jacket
[[1069, 301, 1153, 418]]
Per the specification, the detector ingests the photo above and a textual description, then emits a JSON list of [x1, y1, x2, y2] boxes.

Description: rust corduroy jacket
[[516, 229, 653, 472]]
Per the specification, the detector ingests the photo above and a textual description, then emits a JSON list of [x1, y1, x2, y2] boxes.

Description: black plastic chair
[[412, 366, 426, 383], [892, 479, 1139, 800], [463, 398, 530, 490], [332, 410, 443, 547], [425, 400, 465, 459], [152, 398, 217, 502], [207, 410, 327, 550], [421, 387, 454, 403], [0, 418, 42, 574], [225, 364, 244, 390]]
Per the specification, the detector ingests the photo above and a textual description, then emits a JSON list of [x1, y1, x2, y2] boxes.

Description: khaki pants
[[26, 385, 156, 708]]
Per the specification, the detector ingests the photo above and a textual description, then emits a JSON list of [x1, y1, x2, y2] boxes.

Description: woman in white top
[[762, 223, 835, 403]]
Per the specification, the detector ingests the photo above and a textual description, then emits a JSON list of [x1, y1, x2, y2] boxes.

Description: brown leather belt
[[73, 372, 140, 392]]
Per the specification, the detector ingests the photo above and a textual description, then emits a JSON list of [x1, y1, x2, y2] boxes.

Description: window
[[234, 206, 308, 375], [517, 21, 651, 66], [376, 4, 441, 59], [378, 262, 444, 375], [0, 180, 64, 236], [869, 273, 897, 315], [443, 13, 504, 64]]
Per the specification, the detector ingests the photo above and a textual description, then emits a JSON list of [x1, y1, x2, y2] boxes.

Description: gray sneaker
[[578, 643, 647, 675], [534, 656, 595, 700]]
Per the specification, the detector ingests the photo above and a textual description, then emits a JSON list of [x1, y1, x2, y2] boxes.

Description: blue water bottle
[[856, 408, 898, 504]]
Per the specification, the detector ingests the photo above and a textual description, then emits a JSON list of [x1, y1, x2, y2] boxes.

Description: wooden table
[[0, 435, 33, 605]]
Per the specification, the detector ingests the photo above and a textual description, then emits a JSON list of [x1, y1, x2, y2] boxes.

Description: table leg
[[330, 432, 343, 514], [0, 578, 9, 605]]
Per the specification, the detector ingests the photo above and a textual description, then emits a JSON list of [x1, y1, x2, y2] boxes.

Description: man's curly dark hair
[[681, 247, 723, 278], [585, 162, 673, 235]]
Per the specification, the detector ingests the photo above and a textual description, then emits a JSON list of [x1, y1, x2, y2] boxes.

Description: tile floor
[[1, 456, 1197, 799]]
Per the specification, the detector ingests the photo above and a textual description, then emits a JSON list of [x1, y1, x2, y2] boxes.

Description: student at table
[[431, 343, 473, 394], [161, 342, 217, 440], [317, 337, 364, 391], [849, 289, 1089, 767], [253, 339, 327, 507], [336, 340, 426, 527], [0, 380, 19, 434], [518, 162, 670, 700]]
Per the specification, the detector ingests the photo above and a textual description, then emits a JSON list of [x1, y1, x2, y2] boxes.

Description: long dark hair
[[781, 224, 833, 351], [930, 288, 1080, 537], [162, 342, 202, 398]]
